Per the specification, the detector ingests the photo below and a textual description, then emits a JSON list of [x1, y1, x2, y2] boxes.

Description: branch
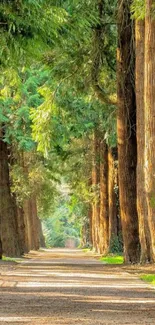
[[91, 0, 117, 106], [52, 68, 78, 102], [92, 83, 117, 106]]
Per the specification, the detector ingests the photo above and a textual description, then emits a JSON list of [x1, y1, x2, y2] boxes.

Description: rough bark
[[99, 139, 109, 255], [136, 20, 152, 263], [0, 132, 21, 257], [117, 0, 140, 263], [144, 0, 155, 262]]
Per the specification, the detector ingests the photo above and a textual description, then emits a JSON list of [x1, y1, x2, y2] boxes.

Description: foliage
[[0, 0, 67, 65], [0, 66, 62, 219], [0, 66, 47, 150]]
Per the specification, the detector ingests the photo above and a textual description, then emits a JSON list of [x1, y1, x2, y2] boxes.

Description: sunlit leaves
[[131, 0, 145, 19]]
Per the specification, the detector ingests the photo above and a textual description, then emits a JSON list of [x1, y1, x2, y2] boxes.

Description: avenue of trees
[[0, 0, 155, 264]]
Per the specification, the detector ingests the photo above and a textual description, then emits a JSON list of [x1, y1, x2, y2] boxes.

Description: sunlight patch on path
[[3, 271, 129, 278], [0, 280, 150, 289]]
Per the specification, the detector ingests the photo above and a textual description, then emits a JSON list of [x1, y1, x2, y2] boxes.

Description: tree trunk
[[22, 152, 40, 251], [23, 197, 40, 251], [9, 149, 29, 255], [88, 205, 93, 246], [30, 196, 40, 250], [144, 0, 155, 262], [91, 130, 100, 252], [136, 19, 152, 263], [99, 139, 109, 255], [38, 218, 46, 248], [0, 223, 2, 259], [16, 205, 29, 254], [117, 0, 140, 263], [23, 199, 34, 251], [0, 239, 2, 259], [108, 148, 119, 246], [0, 133, 21, 257], [81, 224, 87, 248]]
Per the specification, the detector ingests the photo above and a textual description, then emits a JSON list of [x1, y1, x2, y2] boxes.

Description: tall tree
[[117, 0, 140, 263], [0, 130, 21, 256], [91, 130, 100, 252], [108, 148, 119, 248], [135, 18, 151, 263], [144, 0, 155, 262], [99, 138, 109, 254]]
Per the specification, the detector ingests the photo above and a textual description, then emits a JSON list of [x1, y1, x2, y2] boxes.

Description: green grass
[[2, 256, 22, 263], [82, 248, 91, 253], [100, 255, 124, 264], [140, 274, 155, 285]]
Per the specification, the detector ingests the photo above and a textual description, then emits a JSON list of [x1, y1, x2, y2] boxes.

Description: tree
[[108, 148, 120, 251], [99, 137, 109, 254], [117, 0, 140, 263], [0, 132, 21, 256], [135, 17, 151, 263], [144, 0, 155, 262]]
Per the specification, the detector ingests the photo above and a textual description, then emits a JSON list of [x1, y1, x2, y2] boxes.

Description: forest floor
[[0, 249, 155, 325]]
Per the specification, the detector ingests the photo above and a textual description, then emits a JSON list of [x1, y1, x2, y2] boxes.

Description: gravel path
[[0, 249, 155, 325]]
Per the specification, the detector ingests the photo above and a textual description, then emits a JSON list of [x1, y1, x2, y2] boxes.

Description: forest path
[[0, 249, 155, 325]]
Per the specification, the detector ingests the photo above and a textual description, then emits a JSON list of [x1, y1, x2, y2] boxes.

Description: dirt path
[[0, 249, 155, 325]]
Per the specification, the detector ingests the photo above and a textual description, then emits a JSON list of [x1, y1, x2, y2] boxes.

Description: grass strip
[[100, 255, 124, 264], [2, 256, 22, 263], [140, 274, 155, 285]]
